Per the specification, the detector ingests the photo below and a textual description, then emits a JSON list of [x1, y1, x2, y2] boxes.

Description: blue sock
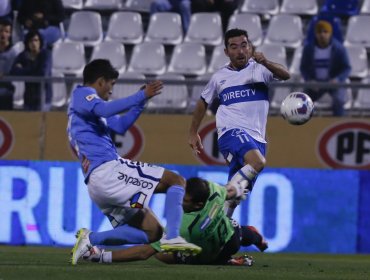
[[89, 224, 149, 246], [165, 185, 185, 239]]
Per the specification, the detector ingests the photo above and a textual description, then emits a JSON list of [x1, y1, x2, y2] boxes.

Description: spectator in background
[[17, 0, 64, 48], [10, 30, 51, 111], [150, 0, 191, 33], [0, 18, 17, 110], [192, 0, 240, 32], [300, 20, 351, 116]]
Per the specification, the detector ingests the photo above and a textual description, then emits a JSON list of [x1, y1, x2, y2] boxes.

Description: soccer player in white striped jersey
[[188, 28, 290, 215], [68, 59, 201, 265]]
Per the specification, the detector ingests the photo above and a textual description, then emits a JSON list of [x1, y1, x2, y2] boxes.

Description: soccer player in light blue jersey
[[188, 29, 290, 215], [68, 59, 201, 265]]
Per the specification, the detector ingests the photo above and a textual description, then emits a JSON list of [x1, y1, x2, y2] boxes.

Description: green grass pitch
[[0, 246, 369, 280]]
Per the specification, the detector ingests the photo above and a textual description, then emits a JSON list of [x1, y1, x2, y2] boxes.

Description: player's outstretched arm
[[107, 104, 144, 134], [188, 99, 208, 154], [253, 51, 290, 80]]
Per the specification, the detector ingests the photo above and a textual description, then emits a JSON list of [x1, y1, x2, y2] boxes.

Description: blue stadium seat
[[320, 0, 360, 17], [305, 15, 343, 44]]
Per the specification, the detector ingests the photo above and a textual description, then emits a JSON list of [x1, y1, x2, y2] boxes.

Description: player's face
[[225, 35, 252, 70], [98, 78, 116, 101]]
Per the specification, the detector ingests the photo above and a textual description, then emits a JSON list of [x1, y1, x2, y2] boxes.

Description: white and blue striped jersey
[[201, 60, 277, 143], [67, 85, 146, 181]]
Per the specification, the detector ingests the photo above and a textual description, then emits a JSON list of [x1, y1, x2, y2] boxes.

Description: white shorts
[[87, 158, 165, 227]]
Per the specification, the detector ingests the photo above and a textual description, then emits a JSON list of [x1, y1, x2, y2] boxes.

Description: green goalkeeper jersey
[[152, 181, 235, 263]]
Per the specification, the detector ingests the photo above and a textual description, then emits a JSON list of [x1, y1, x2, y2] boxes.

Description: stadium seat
[[52, 41, 85, 76], [127, 42, 166, 75], [184, 13, 223, 46], [147, 73, 188, 111], [320, 0, 360, 17], [207, 45, 228, 73], [167, 43, 207, 76], [289, 46, 303, 78], [84, 0, 123, 10], [353, 78, 370, 115], [227, 13, 263, 46], [105, 11, 143, 44], [344, 15, 370, 48], [51, 73, 68, 108], [144, 12, 183, 45], [264, 14, 303, 48], [280, 0, 318, 15], [361, 0, 370, 14], [124, 0, 152, 12], [346, 45, 368, 79], [257, 44, 287, 67], [62, 0, 83, 10], [112, 72, 146, 100], [305, 15, 343, 43], [65, 11, 103, 47], [90, 41, 127, 74], [240, 0, 279, 16]]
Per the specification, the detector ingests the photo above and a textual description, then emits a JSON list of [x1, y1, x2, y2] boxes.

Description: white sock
[[229, 164, 258, 188], [102, 251, 112, 263]]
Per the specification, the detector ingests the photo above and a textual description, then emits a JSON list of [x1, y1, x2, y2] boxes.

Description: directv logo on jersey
[[117, 172, 154, 189], [222, 89, 256, 102]]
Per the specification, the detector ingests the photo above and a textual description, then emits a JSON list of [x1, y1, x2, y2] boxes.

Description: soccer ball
[[280, 92, 314, 125]]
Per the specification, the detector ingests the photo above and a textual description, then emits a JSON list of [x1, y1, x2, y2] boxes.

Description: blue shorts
[[218, 129, 266, 180]]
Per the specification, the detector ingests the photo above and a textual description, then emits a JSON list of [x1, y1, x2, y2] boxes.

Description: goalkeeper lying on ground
[[81, 177, 268, 265]]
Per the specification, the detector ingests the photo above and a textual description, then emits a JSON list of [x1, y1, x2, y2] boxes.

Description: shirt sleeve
[[200, 76, 218, 105], [107, 103, 145, 134]]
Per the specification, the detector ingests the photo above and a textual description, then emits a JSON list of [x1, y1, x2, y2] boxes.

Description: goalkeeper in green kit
[[82, 177, 268, 266]]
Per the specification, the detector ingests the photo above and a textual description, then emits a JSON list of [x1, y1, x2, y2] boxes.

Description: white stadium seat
[[184, 13, 223, 46], [52, 41, 85, 76], [145, 12, 183, 45], [62, 0, 83, 10], [127, 42, 166, 75], [280, 0, 318, 15], [264, 14, 303, 48], [105, 12, 144, 44], [84, 0, 123, 10], [65, 11, 103, 47], [168, 43, 207, 76], [345, 15, 370, 48], [240, 0, 279, 15], [346, 45, 369, 79]]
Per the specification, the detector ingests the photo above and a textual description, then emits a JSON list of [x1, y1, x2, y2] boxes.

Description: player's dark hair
[[24, 30, 43, 52], [224, 28, 249, 48], [186, 177, 210, 204], [83, 59, 119, 84]]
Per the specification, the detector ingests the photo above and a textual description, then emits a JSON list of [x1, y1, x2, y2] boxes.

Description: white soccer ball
[[280, 92, 314, 125]]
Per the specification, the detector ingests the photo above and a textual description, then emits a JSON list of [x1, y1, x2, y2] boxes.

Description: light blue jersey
[[67, 85, 146, 181]]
